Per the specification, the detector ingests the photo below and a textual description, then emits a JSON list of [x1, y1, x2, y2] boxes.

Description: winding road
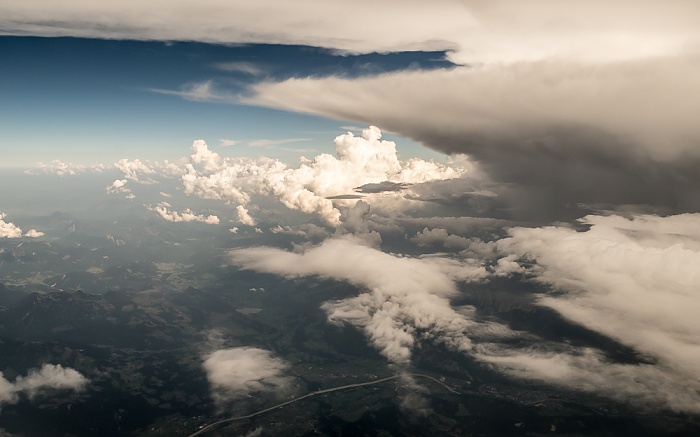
[[188, 373, 459, 437]]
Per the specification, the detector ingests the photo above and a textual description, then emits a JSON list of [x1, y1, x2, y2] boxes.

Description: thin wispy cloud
[[149, 80, 238, 103], [247, 138, 311, 150], [213, 61, 266, 76]]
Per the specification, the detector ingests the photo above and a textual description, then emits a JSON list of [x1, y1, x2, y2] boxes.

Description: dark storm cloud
[[409, 125, 700, 220], [326, 194, 365, 200], [250, 57, 700, 220], [354, 181, 409, 194]]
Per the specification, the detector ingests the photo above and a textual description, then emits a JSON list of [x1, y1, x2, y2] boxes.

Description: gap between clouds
[[491, 213, 700, 412]]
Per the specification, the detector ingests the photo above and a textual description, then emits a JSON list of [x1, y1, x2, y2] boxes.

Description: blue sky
[[0, 36, 453, 167]]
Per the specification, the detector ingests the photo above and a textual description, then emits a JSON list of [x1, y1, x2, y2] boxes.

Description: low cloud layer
[[231, 237, 487, 365], [202, 347, 292, 404], [491, 213, 700, 413], [159, 127, 463, 226], [229, 214, 700, 414], [0, 364, 88, 406]]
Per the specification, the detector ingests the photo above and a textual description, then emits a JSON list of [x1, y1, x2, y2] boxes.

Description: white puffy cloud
[[189, 139, 223, 173], [336, 200, 382, 247], [491, 213, 700, 413], [0, 213, 23, 239], [113, 158, 157, 183], [150, 202, 219, 225], [236, 205, 255, 226], [23, 229, 45, 238], [269, 225, 305, 236], [180, 159, 252, 206], [202, 347, 292, 404], [411, 228, 473, 250], [181, 127, 464, 226], [231, 237, 487, 365], [0, 213, 43, 239], [106, 179, 130, 194], [0, 364, 88, 406]]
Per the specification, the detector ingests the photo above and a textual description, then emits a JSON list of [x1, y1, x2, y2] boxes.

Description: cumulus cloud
[[490, 213, 700, 413], [181, 127, 464, 226], [37, 130, 465, 230], [36, 160, 87, 176], [411, 227, 473, 250], [236, 205, 255, 226], [336, 200, 382, 247], [202, 347, 292, 404], [22, 229, 45, 238], [106, 179, 130, 194], [0, 213, 43, 238], [0, 214, 23, 239], [113, 158, 158, 183], [231, 237, 487, 365], [0, 364, 88, 406], [269, 225, 305, 236], [149, 202, 219, 225]]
